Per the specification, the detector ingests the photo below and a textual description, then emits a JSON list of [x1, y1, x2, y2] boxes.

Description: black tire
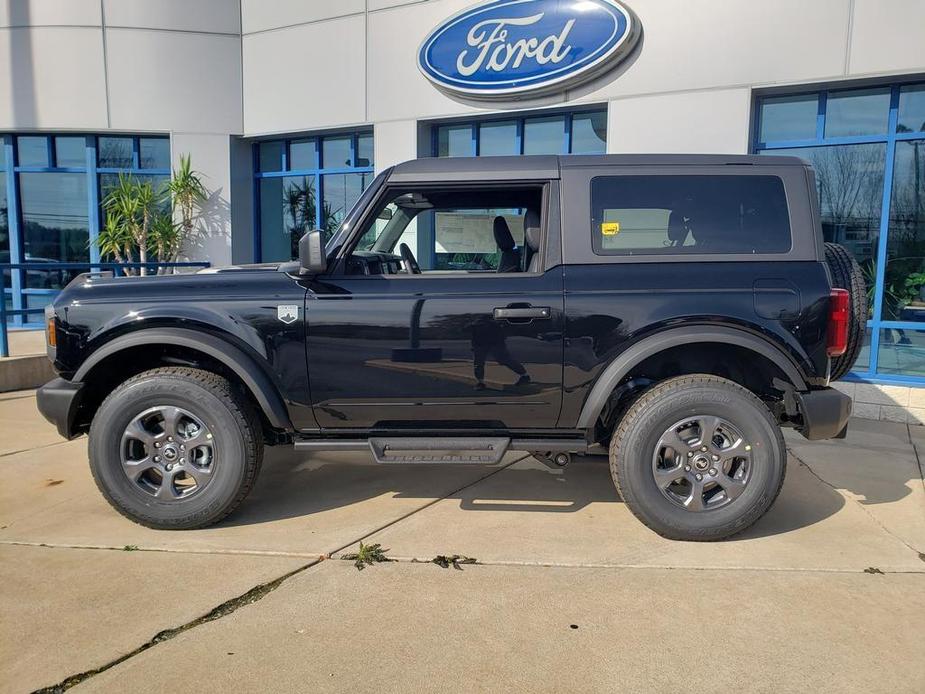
[[610, 374, 786, 541], [88, 367, 263, 530], [824, 242, 867, 381]]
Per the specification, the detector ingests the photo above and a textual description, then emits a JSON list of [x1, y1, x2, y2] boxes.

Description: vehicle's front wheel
[[609, 374, 785, 541], [88, 367, 263, 529]]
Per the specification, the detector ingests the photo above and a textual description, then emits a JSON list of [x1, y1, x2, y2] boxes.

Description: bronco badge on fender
[[417, 0, 641, 100]]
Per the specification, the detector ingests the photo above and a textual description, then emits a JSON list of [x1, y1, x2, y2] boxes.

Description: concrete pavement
[[0, 391, 923, 693]]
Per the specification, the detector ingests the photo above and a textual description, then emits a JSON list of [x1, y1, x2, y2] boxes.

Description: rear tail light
[[826, 288, 849, 357]]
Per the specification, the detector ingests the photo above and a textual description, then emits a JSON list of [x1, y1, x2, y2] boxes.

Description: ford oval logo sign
[[418, 0, 640, 100]]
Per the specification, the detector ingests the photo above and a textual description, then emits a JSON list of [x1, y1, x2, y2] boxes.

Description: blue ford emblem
[[418, 0, 641, 99]]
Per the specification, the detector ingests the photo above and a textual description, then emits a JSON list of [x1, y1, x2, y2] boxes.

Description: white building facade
[[1, 0, 925, 413]]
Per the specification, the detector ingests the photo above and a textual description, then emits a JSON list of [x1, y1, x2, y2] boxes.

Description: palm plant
[[167, 154, 206, 239], [101, 174, 161, 275]]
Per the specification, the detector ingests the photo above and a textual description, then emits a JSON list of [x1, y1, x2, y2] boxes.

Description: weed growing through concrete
[[122, 545, 139, 552], [432, 554, 477, 570], [342, 542, 390, 570]]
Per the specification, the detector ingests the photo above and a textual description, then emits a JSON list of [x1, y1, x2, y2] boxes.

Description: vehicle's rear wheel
[[609, 374, 786, 541], [824, 242, 867, 381], [88, 367, 263, 529]]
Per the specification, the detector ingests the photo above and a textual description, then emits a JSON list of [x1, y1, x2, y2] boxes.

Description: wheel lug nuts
[[154, 442, 160, 448], [745, 444, 751, 451], [154, 456, 160, 462], [700, 446, 707, 452], [709, 468, 717, 476], [684, 465, 691, 471], [687, 451, 693, 457], [712, 455, 719, 461], [167, 436, 173, 442], [695, 473, 703, 481]]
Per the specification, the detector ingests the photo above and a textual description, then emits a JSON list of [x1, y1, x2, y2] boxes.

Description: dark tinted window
[[590, 175, 792, 256]]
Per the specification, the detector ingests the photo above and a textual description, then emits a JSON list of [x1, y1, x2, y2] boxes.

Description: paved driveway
[[1, 390, 924, 693]]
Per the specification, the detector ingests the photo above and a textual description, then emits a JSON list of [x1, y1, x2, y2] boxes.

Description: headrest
[[493, 216, 515, 252], [523, 209, 541, 250]]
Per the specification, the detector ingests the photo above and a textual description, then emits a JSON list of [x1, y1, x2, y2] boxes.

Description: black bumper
[[36, 377, 85, 440], [794, 387, 852, 441]]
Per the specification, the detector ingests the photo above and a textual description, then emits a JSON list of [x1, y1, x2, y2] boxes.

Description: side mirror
[[298, 230, 327, 275]]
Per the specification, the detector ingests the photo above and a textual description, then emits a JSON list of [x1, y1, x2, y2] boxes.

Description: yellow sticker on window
[[601, 221, 620, 236]]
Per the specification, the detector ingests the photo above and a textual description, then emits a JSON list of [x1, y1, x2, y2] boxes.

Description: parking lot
[[2, 388, 924, 693]]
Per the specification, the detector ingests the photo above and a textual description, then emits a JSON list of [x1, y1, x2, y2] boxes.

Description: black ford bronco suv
[[37, 155, 865, 541]]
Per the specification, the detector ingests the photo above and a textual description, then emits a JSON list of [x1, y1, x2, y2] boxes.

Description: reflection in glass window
[[479, 121, 517, 156], [882, 139, 925, 321], [761, 144, 885, 313], [524, 116, 565, 154], [437, 125, 472, 157], [139, 138, 169, 170], [17, 136, 48, 167], [825, 88, 890, 137], [877, 328, 925, 377], [0, 172, 8, 256], [357, 133, 374, 167], [898, 85, 925, 133], [571, 111, 607, 153], [55, 137, 85, 168], [322, 172, 371, 237], [19, 172, 89, 289], [100, 173, 169, 217], [260, 176, 316, 262], [758, 94, 818, 142], [258, 141, 283, 172], [98, 137, 133, 168], [289, 139, 317, 170], [322, 136, 352, 168]]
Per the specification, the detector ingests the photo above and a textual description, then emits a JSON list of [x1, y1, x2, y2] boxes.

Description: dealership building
[[1, 0, 924, 414]]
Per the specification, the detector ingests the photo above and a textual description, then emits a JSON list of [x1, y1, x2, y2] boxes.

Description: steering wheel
[[399, 243, 421, 275]]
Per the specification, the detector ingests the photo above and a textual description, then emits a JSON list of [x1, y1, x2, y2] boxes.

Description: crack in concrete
[[31, 558, 323, 693], [27, 455, 528, 692], [787, 447, 925, 558]]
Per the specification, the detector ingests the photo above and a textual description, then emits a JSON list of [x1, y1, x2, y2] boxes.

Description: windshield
[[324, 168, 392, 256]]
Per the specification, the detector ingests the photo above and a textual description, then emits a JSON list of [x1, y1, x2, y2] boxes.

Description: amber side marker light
[[46, 318, 56, 347], [826, 288, 849, 357]]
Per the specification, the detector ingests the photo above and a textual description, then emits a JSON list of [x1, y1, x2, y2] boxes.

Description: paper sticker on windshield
[[277, 305, 299, 324], [601, 221, 620, 236]]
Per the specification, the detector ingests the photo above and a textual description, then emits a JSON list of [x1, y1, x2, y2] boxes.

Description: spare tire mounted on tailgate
[[824, 242, 867, 381]]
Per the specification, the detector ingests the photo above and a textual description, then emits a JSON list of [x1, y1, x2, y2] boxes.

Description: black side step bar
[[293, 437, 592, 464]]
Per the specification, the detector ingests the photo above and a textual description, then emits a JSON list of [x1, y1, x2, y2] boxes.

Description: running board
[[293, 437, 591, 464]]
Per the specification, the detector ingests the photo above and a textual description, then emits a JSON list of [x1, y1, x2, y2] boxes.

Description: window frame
[[2, 133, 170, 328], [327, 180, 553, 280], [431, 107, 608, 158], [252, 130, 374, 263], [754, 79, 925, 386]]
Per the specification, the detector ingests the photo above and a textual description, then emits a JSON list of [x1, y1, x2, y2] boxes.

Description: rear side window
[[590, 175, 792, 255]]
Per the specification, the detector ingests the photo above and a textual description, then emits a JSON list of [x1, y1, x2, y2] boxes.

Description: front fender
[[73, 327, 293, 431]]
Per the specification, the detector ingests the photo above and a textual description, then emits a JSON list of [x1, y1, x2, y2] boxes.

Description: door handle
[[492, 306, 551, 321]]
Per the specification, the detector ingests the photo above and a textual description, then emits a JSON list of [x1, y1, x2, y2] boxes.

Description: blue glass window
[[825, 87, 891, 137], [758, 94, 818, 142], [435, 109, 607, 158], [139, 138, 170, 170], [98, 137, 133, 168], [571, 111, 607, 154], [2, 133, 169, 326], [55, 137, 85, 167], [254, 131, 374, 262], [289, 139, 317, 170], [755, 80, 925, 383], [898, 85, 925, 133], [437, 125, 472, 157], [322, 136, 352, 168], [17, 136, 47, 167]]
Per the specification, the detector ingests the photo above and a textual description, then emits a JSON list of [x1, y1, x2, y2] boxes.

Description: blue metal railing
[[1, 261, 210, 358]]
